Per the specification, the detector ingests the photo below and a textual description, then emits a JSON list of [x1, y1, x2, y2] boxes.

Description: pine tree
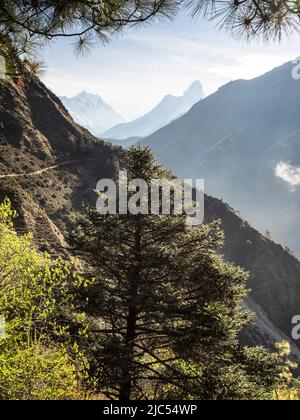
[[0, 1, 180, 76], [187, 0, 300, 41], [69, 147, 279, 400], [2, 1, 298, 77]]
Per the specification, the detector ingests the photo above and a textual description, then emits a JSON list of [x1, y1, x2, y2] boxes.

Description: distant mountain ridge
[[141, 61, 300, 257], [102, 81, 205, 140], [60, 91, 125, 136]]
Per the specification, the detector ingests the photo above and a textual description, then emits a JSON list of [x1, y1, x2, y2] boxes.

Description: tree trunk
[[119, 222, 141, 401], [119, 306, 137, 401]]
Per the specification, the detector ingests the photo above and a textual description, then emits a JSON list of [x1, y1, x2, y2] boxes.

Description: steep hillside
[[141, 61, 300, 257], [0, 75, 121, 251], [103, 81, 205, 140], [205, 195, 300, 355], [1, 75, 300, 355]]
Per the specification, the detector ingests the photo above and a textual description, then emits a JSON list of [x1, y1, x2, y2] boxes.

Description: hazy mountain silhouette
[[102, 81, 205, 140], [141, 61, 300, 257]]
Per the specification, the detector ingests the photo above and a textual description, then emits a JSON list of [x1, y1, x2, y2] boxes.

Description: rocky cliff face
[[1, 75, 300, 354]]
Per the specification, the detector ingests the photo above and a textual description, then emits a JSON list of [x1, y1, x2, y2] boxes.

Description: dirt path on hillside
[[0, 160, 86, 180]]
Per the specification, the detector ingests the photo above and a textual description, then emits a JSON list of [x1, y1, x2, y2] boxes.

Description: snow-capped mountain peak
[[60, 91, 125, 136]]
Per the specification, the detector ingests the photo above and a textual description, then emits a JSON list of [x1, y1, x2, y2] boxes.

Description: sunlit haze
[[43, 10, 300, 120]]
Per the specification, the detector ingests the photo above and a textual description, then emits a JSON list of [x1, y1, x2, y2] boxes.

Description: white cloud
[[275, 162, 300, 189]]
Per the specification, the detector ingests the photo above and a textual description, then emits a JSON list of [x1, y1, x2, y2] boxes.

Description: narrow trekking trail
[[0, 160, 84, 180]]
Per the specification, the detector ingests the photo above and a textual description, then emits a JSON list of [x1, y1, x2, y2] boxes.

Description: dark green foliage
[[70, 147, 279, 400]]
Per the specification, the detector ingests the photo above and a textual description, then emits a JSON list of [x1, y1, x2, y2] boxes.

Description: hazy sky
[[42, 9, 300, 120]]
